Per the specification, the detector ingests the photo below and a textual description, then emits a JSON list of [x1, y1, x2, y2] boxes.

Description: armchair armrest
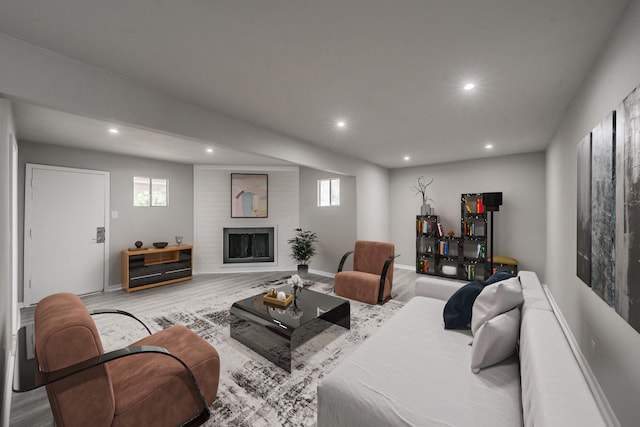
[[89, 308, 152, 335], [378, 254, 400, 304], [337, 251, 354, 273]]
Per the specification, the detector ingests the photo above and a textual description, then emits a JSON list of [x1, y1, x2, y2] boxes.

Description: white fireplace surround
[[193, 166, 298, 273]]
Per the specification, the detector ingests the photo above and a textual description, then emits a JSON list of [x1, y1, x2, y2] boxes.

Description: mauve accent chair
[[334, 240, 397, 305], [34, 293, 220, 427]]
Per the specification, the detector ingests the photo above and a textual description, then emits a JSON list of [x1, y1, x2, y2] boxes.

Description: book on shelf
[[418, 218, 437, 235], [466, 264, 476, 280], [464, 199, 472, 213], [437, 223, 444, 236], [463, 221, 478, 237], [418, 258, 429, 273], [439, 241, 449, 256]]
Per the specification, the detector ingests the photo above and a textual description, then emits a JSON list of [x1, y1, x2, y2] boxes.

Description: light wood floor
[[10, 268, 421, 426]]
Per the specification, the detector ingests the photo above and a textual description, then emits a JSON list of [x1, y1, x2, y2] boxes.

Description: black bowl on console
[[153, 242, 169, 248]]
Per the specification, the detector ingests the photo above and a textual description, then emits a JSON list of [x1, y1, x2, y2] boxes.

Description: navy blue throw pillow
[[442, 270, 515, 329], [483, 270, 514, 286], [443, 280, 484, 329]]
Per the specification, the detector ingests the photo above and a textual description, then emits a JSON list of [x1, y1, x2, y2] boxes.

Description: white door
[[24, 164, 109, 305]]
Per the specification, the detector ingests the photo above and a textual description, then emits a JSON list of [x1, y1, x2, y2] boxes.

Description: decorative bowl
[[153, 242, 169, 248]]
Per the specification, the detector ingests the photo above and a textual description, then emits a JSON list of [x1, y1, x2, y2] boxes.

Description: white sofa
[[317, 271, 608, 427]]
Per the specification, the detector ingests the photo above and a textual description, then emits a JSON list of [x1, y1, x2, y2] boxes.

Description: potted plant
[[287, 228, 318, 276], [414, 176, 435, 215]]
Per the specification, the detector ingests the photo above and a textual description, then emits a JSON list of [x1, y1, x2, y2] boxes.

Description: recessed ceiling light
[[206, 148, 214, 154], [336, 120, 346, 129], [108, 128, 119, 134], [463, 83, 475, 91], [485, 143, 494, 149], [404, 156, 411, 161]]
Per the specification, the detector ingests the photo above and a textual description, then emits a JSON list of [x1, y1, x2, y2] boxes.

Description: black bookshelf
[[415, 193, 492, 281]]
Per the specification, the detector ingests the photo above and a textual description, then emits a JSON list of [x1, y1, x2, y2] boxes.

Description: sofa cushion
[[318, 296, 522, 427], [471, 276, 523, 335], [443, 271, 515, 329], [471, 307, 521, 373], [415, 276, 465, 301]]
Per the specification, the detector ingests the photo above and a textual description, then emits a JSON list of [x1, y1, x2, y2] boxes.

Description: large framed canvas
[[576, 133, 592, 286], [231, 173, 268, 218], [615, 85, 640, 332], [590, 111, 616, 306], [578, 82, 640, 334]]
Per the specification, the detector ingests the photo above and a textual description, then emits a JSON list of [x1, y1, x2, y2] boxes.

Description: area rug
[[95, 279, 404, 426]]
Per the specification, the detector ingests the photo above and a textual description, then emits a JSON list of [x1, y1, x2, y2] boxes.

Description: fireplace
[[223, 227, 275, 263]]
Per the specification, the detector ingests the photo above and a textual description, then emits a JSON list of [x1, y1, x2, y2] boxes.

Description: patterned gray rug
[[95, 279, 404, 426]]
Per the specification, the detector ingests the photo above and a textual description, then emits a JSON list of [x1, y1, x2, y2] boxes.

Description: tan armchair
[[28, 293, 220, 427], [334, 241, 397, 305]]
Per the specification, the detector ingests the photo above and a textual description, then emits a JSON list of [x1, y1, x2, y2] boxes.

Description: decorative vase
[[420, 204, 431, 215], [297, 264, 309, 277]]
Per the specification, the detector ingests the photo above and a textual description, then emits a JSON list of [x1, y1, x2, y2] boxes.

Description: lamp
[[482, 192, 503, 276]]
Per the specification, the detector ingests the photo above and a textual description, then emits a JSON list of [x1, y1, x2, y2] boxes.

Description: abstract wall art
[[231, 173, 268, 218], [577, 133, 592, 286], [590, 111, 616, 306], [615, 84, 640, 332], [577, 81, 640, 334]]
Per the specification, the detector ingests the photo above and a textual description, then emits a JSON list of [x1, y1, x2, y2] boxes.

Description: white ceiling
[[0, 0, 632, 168]]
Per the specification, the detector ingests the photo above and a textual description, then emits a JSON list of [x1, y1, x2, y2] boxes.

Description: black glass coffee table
[[230, 284, 350, 372]]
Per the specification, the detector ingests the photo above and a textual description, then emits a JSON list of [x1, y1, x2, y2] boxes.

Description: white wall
[[0, 98, 18, 427], [546, 1, 640, 425], [390, 152, 546, 277], [194, 165, 300, 273], [18, 141, 194, 290], [299, 167, 357, 274], [355, 164, 389, 242]]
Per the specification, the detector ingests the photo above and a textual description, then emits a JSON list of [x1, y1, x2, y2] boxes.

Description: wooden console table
[[121, 245, 193, 292]]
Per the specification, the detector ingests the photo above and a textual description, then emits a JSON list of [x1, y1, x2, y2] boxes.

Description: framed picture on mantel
[[231, 173, 268, 218]]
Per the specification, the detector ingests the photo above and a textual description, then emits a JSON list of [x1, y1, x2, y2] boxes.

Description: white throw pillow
[[471, 276, 523, 335], [471, 307, 521, 373]]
